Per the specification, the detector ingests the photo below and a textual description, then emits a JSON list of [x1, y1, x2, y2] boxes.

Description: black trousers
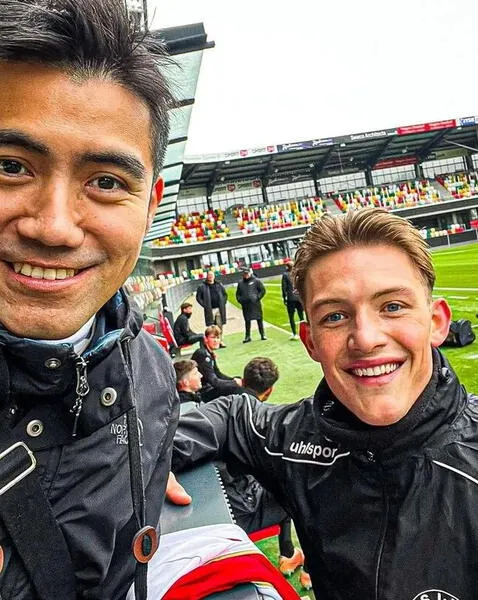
[[286, 301, 304, 335], [244, 318, 264, 338]]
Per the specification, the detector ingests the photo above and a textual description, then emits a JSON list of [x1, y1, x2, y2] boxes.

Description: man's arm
[[172, 394, 268, 473], [257, 279, 266, 300], [196, 285, 205, 307]]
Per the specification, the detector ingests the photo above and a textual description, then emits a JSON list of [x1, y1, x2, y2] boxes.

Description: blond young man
[[169, 208, 478, 600]]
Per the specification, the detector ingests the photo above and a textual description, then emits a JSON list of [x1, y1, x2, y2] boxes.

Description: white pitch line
[[446, 295, 470, 300], [435, 287, 478, 292]]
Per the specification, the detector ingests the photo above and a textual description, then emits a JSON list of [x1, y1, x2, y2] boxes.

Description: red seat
[[248, 524, 280, 543]]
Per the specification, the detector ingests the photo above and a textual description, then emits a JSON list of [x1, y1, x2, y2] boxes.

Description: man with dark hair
[[191, 325, 243, 401], [236, 268, 267, 342], [173, 302, 203, 347], [169, 208, 478, 599], [173, 359, 202, 405], [196, 271, 228, 347], [0, 1, 177, 598], [281, 262, 304, 340]]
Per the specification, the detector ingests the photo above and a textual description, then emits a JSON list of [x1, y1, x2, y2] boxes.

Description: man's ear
[[299, 321, 320, 363], [146, 177, 164, 232], [430, 298, 452, 348]]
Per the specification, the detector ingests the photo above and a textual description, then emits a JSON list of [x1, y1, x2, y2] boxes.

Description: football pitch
[[221, 241, 478, 405]]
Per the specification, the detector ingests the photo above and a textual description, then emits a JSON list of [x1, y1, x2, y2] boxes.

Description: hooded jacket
[[235, 276, 265, 321], [173, 350, 478, 600], [0, 291, 179, 600]]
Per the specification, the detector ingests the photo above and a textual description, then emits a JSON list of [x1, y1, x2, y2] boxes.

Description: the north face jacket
[[173, 349, 478, 600], [0, 291, 179, 600]]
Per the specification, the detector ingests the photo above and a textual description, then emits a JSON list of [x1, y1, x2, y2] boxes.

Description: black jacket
[[173, 312, 199, 347], [281, 271, 302, 306], [196, 281, 228, 326], [173, 350, 478, 600], [0, 291, 179, 600], [235, 276, 265, 321], [191, 344, 241, 402]]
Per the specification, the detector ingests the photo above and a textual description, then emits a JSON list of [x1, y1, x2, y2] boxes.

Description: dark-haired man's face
[[0, 63, 162, 338]]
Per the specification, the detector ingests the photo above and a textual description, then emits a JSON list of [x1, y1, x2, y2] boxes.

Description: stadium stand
[[234, 197, 326, 233], [436, 172, 478, 199], [153, 209, 230, 247], [329, 180, 441, 213]]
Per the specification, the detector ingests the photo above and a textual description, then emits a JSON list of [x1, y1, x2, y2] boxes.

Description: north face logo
[[290, 440, 338, 460]]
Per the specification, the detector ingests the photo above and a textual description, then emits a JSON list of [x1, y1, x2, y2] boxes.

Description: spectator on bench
[[192, 325, 243, 401], [174, 359, 202, 405], [173, 302, 204, 348], [172, 356, 311, 589]]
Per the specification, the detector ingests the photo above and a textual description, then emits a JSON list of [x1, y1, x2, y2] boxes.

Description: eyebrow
[[0, 130, 50, 155], [78, 152, 146, 182], [371, 287, 414, 301], [0, 129, 146, 182], [310, 287, 414, 312]]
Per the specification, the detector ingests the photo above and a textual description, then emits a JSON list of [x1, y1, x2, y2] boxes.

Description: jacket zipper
[[70, 355, 89, 437], [367, 450, 390, 600]]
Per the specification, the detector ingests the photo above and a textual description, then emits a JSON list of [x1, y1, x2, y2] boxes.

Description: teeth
[[13, 262, 78, 280], [20, 263, 33, 276], [352, 363, 400, 377]]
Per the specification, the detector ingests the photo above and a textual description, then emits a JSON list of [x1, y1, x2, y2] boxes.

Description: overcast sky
[[149, 0, 478, 156]]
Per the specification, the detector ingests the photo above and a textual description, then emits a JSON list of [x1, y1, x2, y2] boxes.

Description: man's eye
[[324, 313, 344, 323], [89, 176, 125, 191], [385, 303, 402, 313], [0, 159, 30, 176]]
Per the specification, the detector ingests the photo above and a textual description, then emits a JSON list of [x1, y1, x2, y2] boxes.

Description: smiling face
[[301, 244, 451, 426], [0, 62, 162, 339]]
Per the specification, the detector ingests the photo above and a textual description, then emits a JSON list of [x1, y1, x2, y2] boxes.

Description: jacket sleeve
[[172, 394, 271, 474], [221, 283, 228, 302], [235, 284, 243, 305], [196, 285, 204, 308], [257, 279, 266, 300], [281, 274, 287, 302]]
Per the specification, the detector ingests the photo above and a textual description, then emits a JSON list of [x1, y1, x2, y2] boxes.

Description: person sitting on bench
[[173, 302, 204, 348], [218, 357, 311, 590], [174, 359, 202, 405], [192, 325, 243, 402]]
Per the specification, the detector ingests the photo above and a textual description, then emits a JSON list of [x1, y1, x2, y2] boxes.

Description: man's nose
[[16, 180, 84, 248], [348, 311, 388, 354]]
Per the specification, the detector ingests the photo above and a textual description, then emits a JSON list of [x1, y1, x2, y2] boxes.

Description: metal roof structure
[[180, 117, 478, 194], [144, 23, 214, 242]]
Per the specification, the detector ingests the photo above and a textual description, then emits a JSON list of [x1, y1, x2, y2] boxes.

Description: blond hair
[[204, 325, 221, 338], [293, 208, 435, 301]]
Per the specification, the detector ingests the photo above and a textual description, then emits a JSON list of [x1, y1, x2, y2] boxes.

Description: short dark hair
[[243, 357, 279, 395], [0, 0, 175, 178], [180, 302, 193, 311], [174, 360, 197, 386]]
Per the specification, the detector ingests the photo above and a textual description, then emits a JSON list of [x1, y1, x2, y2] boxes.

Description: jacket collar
[[0, 289, 142, 403], [315, 349, 464, 456]]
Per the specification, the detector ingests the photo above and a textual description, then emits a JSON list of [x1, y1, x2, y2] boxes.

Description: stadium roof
[[180, 117, 478, 194], [144, 23, 214, 242]]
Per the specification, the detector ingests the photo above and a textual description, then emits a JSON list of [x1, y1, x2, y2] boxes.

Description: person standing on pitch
[[281, 261, 304, 340], [236, 268, 267, 343], [196, 271, 228, 347]]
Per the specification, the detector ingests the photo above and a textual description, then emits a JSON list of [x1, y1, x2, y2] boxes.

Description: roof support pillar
[[365, 166, 373, 186], [415, 163, 424, 179]]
